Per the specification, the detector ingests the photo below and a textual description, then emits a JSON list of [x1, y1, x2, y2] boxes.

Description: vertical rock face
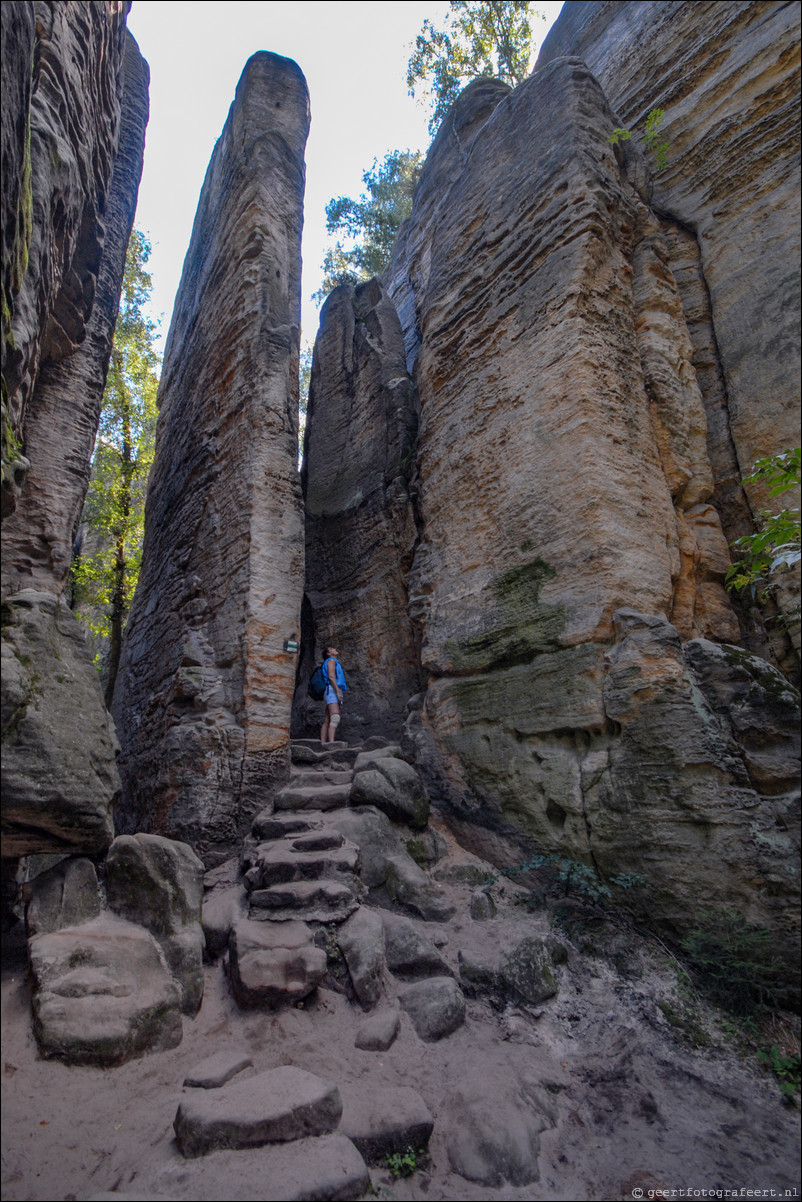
[[113, 53, 310, 867], [383, 52, 799, 972], [295, 279, 422, 739], [537, 0, 801, 643], [1, 4, 148, 860]]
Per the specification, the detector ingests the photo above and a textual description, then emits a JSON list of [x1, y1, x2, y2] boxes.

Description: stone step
[[251, 811, 322, 841], [244, 842, 359, 890], [338, 1083, 434, 1165], [291, 742, 360, 768], [288, 768, 354, 790], [228, 920, 326, 1010], [249, 878, 360, 924], [173, 1064, 342, 1157], [275, 782, 353, 812]]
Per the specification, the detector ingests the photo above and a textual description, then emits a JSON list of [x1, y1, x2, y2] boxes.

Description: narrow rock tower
[[113, 53, 310, 866]]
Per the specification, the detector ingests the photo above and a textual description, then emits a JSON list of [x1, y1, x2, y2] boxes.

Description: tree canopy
[[71, 228, 160, 704], [407, 1, 543, 135], [315, 150, 424, 302]]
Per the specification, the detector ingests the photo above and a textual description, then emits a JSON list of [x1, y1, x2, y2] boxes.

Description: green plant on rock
[[385, 1146, 425, 1178], [609, 106, 670, 170], [758, 1044, 801, 1101], [725, 448, 801, 605]]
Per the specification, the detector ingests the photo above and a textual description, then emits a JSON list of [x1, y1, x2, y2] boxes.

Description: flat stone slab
[[275, 783, 354, 812], [183, 1049, 253, 1089], [339, 1083, 433, 1164], [289, 769, 354, 790], [244, 842, 359, 890], [248, 879, 359, 924], [252, 812, 319, 840], [382, 912, 452, 980], [173, 1066, 343, 1158], [150, 1133, 369, 1200], [228, 920, 326, 1009], [399, 976, 466, 1042], [354, 1008, 401, 1052]]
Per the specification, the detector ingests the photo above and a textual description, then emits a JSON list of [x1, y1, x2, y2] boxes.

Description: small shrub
[[385, 1147, 425, 1178], [758, 1045, 801, 1100], [680, 910, 791, 1015]]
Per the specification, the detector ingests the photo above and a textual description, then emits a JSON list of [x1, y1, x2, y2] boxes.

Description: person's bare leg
[[325, 702, 341, 743], [320, 714, 330, 744]]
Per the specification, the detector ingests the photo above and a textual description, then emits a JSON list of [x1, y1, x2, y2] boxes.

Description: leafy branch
[[725, 448, 801, 599], [609, 106, 670, 171]]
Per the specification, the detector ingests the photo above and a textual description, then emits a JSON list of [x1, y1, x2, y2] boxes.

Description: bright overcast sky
[[126, 1, 565, 352]]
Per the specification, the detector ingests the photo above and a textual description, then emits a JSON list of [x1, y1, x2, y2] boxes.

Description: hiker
[[320, 644, 347, 744]]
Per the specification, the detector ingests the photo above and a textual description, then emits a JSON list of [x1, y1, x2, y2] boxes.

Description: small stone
[[355, 1008, 401, 1051], [173, 1065, 342, 1158], [184, 1050, 253, 1089], [458, 948, 498, 992], [337, 907, 386, 1008], [399, 976, 466, 1041], [339, 1083, 433, 1164], [470, 889, 497, 921]]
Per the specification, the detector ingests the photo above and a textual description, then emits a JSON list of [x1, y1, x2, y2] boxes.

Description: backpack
[[308, 662, 328, 700]]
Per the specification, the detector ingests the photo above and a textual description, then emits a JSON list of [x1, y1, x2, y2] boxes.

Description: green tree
[[407, 1, 543, 136], [71, 229, 160, 704], [315, 149, 424, 302], [725, 448, 801, 601]]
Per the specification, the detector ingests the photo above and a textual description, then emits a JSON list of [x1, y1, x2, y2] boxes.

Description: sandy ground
[[2, 844, 800, 1202]]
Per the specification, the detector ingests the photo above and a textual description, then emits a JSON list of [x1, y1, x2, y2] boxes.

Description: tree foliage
[[315, 150, 424, 302], [407, 1, 543, 135], [71, 228, 160, 704], [609, 107, 670, 171], [725, 448, 801, 600]]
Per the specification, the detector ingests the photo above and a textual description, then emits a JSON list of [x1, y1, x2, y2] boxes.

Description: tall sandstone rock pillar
[[2, 3, 148, 859], [295, 279, 422, 740], [385, 56, 799, 979], [113, 53, 310, 867]]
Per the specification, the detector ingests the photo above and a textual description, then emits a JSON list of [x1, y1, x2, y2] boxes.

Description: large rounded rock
[[337, 906, 386, 1008], [350, 754, 430, 828], [228, 919, 326, 1009], [499, 935, 559, 1005], [399, 976, 465, 1041], [23, 856, 101, 937], [29, 914, 182, 1066]]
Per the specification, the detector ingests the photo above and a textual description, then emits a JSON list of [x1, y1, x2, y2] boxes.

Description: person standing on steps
[[320, 644, 347, 744]]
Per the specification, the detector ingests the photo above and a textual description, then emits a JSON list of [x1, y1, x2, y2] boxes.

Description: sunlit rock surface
[[113, 52, 310, 867]]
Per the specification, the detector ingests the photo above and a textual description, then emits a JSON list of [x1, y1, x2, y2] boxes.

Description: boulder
[[382, 912, 452, 980], [469, 889, 497, 921], [23, 856, 101, 937], [499, 935, 559, 1005], [442, 1069, 555, 1186], [399, 976, 466, 1042], [29, 913, 182, 1066], [228, 919, 326, 1009], [350, 756, 430, 829], [336, 906, 385, 1008], [354, 1008, 401, 1052], [106, 832, 205, 1015], [173, 1065, 342, 1158], [338, 1083, 433, 1164], [202, 885, 247, 959]]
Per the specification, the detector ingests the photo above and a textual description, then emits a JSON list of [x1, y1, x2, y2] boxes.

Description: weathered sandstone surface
[[295, 279, 421, 739], [113, 53, 310, 867], [1, 4, 148, 861], [377, 54, 799, 972], [537, 0, 801, 641]]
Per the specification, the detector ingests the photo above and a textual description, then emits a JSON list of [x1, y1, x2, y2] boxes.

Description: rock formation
[[1, 3, 149, 861], [112, 52, 310, 867], [301, 22, 800, 977], [537, 0, 802, 649], [295, 278, 422, 739]]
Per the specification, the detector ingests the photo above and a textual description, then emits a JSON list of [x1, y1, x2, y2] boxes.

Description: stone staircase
[[242, 739, 363, 925]]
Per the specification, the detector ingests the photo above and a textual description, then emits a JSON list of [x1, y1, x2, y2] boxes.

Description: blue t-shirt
[[323, 657, 347, 690]]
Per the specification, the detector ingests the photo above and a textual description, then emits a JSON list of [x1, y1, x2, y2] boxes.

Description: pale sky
[[125, 0, 565, 352]]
